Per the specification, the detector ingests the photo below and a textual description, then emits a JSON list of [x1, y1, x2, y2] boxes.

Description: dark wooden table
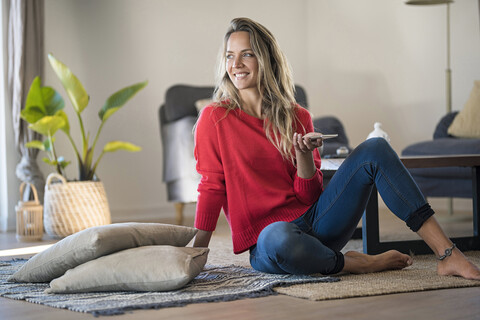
[[362, 154, 480, 254]]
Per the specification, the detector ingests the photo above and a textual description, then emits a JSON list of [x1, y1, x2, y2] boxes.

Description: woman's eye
[[244, 53, 253, 57], [226, 54, 233, 59]]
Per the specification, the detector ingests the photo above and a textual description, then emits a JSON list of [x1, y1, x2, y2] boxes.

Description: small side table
[[362, 154, 480, 254]]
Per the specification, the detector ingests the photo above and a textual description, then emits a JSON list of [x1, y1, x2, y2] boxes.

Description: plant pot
[[43, 173, 111, 238]]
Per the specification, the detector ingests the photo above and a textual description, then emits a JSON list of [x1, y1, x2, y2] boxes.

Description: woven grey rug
[[0, 259, 338, 316]]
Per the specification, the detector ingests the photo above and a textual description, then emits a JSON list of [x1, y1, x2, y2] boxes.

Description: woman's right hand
[[293, 132, 323, 154], [293, 132, 320, 179]]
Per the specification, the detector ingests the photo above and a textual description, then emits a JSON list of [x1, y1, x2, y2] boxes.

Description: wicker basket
[[44, 173, 111, 238], [16, 182, 44, 241]]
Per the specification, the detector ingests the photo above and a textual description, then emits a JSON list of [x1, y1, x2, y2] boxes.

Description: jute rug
[[0, 259, 336, 316], [207, 236, 480, 301], [274, 251, 480, 300]]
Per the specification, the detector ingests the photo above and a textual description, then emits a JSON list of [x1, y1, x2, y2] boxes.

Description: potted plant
[[20, 53, 147, 237]]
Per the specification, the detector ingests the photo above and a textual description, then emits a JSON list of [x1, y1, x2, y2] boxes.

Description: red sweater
[[194, 104, 323, 254]]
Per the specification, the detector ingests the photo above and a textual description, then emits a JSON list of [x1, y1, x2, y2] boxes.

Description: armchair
[[159, 84, 350, 224]]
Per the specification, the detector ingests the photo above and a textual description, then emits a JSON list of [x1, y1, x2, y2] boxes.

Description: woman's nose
[[233, 57, 243, 68]]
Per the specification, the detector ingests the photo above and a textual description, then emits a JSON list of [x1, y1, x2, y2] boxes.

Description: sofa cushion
[[401, 138, 480, 156], [448, 80, 480, 138]]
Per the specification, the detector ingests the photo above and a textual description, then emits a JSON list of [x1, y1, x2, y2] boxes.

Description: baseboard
[[110, 203, 197, 223]]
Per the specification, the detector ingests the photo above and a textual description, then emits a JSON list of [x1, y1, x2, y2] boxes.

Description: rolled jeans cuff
[[327, 251, 345, 275], [405, 203, 435, 232]]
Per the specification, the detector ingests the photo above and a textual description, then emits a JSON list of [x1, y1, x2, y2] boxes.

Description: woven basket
[[44, 173, 111, 238], [15, 182, 44, 241]]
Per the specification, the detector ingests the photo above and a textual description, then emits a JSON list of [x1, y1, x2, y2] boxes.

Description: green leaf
[[42, 157, 56, 166], [98, 81, 148, 121], [24, 77, 46, 114], [103, 141, 142, 153], [42, 156, 70, 169], [21, 106, 45, 124], [23, 77, 65, 123], [42, 86, 65, 115], [29, 115, 66, 136], [56, 110, 70, 134], [25, 140, 45, 151], [22, 77, 46, 124], [57, 157, 71, 169], [48, 53, 89, 114]]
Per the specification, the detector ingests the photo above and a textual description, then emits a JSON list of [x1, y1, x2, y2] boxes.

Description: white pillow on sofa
[[448, 80, 480, 138], [45, 246, 209, 293], [8, 223, 198, 283]]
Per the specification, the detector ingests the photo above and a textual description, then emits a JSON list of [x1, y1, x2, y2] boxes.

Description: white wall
[[35, 0, 480, 222], [306, 0, 480, 151]]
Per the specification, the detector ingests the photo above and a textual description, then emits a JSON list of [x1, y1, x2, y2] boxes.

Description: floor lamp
[[406, 0, 453, 114], [406, 0, 455, 215]]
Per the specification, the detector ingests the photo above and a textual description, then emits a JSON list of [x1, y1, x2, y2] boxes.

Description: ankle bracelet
[[437, 243, 456, 261]]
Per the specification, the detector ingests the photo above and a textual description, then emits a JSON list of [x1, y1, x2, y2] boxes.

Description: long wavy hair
[[214, 17, 302, 164]]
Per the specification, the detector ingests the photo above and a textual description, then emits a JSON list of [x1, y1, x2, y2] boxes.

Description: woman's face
[[225, 31, 259, 92]]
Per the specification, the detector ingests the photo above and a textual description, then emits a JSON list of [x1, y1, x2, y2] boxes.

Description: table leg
[[362, 167, 480, 254], [473, 166, 479, 237], [362, 187, 379, 253]]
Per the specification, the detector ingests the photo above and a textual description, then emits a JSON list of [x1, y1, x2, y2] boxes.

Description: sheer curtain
[[8, 0, 45, 201]]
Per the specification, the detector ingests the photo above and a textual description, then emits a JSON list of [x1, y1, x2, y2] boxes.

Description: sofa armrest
[[161, 116, 199, 183], [433, 111, 458, 139]]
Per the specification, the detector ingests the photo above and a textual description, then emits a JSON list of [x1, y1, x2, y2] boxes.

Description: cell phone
[[309, 134, 338, 142]]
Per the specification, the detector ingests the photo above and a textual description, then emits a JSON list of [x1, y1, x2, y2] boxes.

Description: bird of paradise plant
[[20, 53, 147, 181]]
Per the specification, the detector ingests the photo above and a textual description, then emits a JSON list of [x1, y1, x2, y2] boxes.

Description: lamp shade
[[406, 0, 453, 4]]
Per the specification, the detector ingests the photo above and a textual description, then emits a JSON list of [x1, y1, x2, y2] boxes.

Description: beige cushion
[[448, 80, 480, 138], [195, 99, 213, 112], [45, 246, 209, 293], [8, 223, 197, 283]]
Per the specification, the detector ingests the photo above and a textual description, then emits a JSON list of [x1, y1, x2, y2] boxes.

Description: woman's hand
[[293, 132, 323, 154], [293, 132, 322, 179], [193, 230, 213, 248]]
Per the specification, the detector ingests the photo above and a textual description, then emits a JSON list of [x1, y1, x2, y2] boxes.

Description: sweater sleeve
[[293, 108, 324, 205], [193, 106, 226, 232]]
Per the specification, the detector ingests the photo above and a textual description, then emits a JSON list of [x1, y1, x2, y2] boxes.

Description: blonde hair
[[214, 17, 302, 164]]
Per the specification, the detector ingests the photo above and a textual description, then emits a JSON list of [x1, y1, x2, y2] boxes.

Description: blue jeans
[[249, 138, 434, 275]]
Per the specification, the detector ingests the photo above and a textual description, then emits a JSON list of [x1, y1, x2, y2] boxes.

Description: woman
[[193, 17, 480, 279]]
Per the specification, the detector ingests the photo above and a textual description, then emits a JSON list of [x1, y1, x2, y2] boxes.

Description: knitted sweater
[[194, 104, 323, 254]]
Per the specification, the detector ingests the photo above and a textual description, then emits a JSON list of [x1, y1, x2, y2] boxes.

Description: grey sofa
[[159, 84, 350, 224], [401, 111, 480, 199]]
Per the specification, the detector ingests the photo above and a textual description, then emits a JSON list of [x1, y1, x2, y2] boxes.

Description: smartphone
[[309, 134, 338, 142]]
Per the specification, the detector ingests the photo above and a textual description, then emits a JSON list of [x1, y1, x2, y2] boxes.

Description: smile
[[234, 72, 249, 79]]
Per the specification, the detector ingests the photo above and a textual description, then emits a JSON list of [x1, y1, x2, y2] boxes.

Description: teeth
[[235, 73, 248, 78]]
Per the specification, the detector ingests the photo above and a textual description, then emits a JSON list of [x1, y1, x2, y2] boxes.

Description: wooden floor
[[1, 208, 480, 320]]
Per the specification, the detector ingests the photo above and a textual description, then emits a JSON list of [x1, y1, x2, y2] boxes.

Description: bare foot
[[342, 250, 413, 274], [437, 248, 480, 280]]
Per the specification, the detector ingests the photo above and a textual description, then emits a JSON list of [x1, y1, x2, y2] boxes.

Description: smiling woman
[[191, 17, 480, 281]]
